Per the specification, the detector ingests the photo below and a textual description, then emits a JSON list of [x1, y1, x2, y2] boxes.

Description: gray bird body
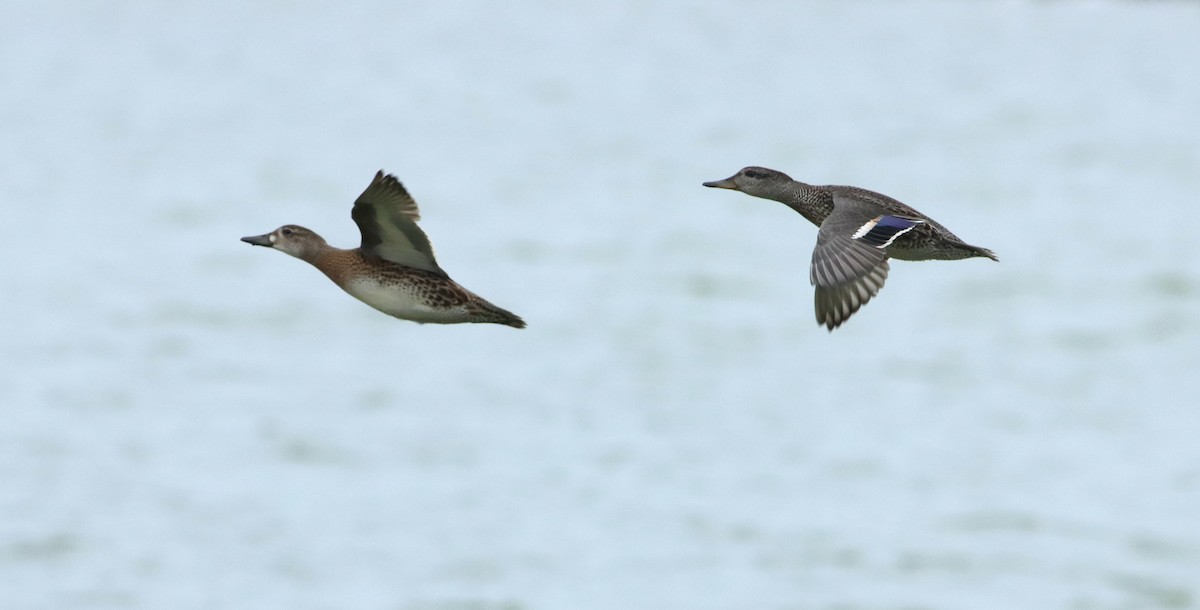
[[704, 166, 997, 330]]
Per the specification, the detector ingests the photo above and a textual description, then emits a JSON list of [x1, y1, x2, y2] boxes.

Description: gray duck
[[704, 166, 997, 330]]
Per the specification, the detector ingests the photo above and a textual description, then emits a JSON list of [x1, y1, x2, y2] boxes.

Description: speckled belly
[[340, 276, 472, 323]]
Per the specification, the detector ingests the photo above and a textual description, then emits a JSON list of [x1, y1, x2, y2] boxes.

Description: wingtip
[[373, 170, 406, 191], [814, 295, 849, 331], [819, 315, 845, 332]]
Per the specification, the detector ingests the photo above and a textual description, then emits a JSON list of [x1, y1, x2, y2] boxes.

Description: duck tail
[[477, 302, 526, 329], [494, 309, 527, 329], [972, 245, 999, 261]]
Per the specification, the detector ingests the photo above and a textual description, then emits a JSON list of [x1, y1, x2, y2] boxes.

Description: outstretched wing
[[811, 233, 889, 331], [351, 170, 445, 275], [810, 196, 919, 330]]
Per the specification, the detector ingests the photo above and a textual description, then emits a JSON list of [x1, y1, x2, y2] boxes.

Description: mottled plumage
[[242, 170, 525, 328], [704, 166, 997, 331]]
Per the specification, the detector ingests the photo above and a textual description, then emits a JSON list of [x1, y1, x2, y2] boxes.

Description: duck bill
[[702, 176, 738, 189], [240, 233, 274, 246]]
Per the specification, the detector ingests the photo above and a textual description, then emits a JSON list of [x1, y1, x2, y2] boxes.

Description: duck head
[[241, 225, 328, 261], [703, 166, 795, 196]]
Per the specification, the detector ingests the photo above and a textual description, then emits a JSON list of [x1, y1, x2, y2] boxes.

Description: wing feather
[[351, 170, 445, 275], [809, 196, 894, 330]]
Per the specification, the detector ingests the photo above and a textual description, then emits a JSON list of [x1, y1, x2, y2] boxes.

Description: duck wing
[[351, 170, 446, 275], [810, 195, 924, 330]]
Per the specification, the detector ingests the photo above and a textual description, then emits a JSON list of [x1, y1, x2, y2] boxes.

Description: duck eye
[[282, 228, 294, 236]]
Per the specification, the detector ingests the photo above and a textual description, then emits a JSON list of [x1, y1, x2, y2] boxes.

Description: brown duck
[[242, 170, 525, 328]]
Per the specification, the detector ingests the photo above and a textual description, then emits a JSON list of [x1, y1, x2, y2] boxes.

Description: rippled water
[[3, 1, 1199, 609]]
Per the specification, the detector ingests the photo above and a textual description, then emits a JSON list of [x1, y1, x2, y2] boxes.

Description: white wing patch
[[850, 217, 879, 240], [851, 215, 924, 249]]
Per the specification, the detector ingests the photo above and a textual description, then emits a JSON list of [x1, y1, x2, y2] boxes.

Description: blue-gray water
[[2, 1, 1199, 609]]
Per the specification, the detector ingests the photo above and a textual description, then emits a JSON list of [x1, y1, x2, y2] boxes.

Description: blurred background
[[2, 1, 1198, 609]]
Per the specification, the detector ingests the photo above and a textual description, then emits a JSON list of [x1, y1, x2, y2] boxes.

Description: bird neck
[[764, 180, 834, 226], [307, 248, 359, 285]]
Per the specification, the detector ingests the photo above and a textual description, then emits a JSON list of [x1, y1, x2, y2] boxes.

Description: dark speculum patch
[[853, 215, 923, 248]]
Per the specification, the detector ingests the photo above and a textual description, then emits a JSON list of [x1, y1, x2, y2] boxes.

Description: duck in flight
[[704, 166, 996, 330], [242, 170, 525, 328]]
